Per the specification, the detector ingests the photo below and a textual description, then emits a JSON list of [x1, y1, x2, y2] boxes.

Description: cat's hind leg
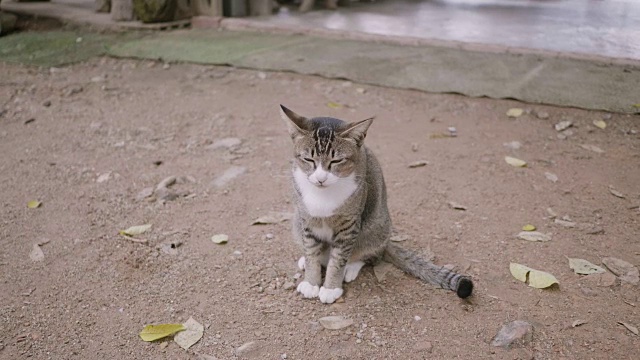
[[344, 261, 365, 283]]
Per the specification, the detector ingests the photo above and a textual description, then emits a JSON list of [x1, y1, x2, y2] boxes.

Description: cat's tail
[[383, 242, 473, 298]]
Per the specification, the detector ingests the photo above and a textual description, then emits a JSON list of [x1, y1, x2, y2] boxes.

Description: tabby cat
[[281, 105, 473, 304]]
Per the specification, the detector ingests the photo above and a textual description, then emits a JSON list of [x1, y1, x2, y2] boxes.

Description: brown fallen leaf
[[251, 212, 293, 225], [408, 160, 428, 168], [608, 186, 625, 199], [572, 320, 587, 328]]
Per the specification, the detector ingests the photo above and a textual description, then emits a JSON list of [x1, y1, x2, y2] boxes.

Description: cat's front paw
[[297, 281, 320, 298], [319, 286, 343, 304]]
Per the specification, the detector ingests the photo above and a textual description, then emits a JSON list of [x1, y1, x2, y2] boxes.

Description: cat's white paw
[[344, 261, 365, 283], [319, 286, 343, 304], [297, 256, 306, 271], [297, 281, 319, 298]]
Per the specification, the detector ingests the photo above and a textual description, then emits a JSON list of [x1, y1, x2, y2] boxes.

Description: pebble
[[282, 281, 295, 290], [536, 111, 549, 119], [63, 85, 83, 97], [235, 341, 257, 357], [43, 100, 52, 107], [503, 141, 522, 150], [156, 175, 177, 190], [414, 315, 422, 321], [554, 120, 573, 131], [211, 166, 246, 188], [491, 320, 534, 348], [413, 341, 433, 353], [135, 187, 154, 201], [206, 137, 242, 150], [264, 233, 274, 240]]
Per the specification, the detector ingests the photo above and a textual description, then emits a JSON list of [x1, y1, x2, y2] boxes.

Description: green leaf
[[326, 102, 342, 109], [139, 323, 186, 342], [510, 263, 559, 288], [119, 224, 152, 236]]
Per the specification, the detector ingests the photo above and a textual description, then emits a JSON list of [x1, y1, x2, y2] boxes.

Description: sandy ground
[[1, 54, 639, 360]]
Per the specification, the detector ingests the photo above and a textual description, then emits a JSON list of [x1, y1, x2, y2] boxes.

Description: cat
[[280, 105, 474, 304]]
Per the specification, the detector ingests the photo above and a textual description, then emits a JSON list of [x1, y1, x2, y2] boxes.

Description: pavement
[[1, 0, 639, 113]]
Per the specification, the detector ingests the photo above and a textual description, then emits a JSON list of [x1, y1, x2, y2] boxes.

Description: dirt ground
[[1, 51, 639, 360]]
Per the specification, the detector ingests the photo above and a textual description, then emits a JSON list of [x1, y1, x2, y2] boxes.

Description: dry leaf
[[618, 322, 638, 336], [510, 263, 559, 288], [27, 200, 41, 209], [517, 231, 550, 242], [408, 160, 428, 168], [319, 316, 354, 330], [120, 224, 152, 236], [174, 317, 204, 350], [211, 234, 228, 244], [326, 102, 342, 109], [608, 187, 625, 199], [506, 108, 524, 118], [572, 320, 587, 328], [448, 202, 467, 211], [29, 244, 45, 262], [554, 219, 576, 228], [567, 257, 606, 275], [251, 212, 293, 225], [593, 120, 606, 129], [580, 144, 604, 153], [522, 224, 536, 231], [429, 132, 450, 139], [139, 323, 186, 342], [505, 156, 527, 167]]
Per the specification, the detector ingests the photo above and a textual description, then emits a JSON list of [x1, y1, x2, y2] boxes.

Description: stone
[[413, 341, 433, 353], [135, 187, 154, 201], [491, 320, 534, 348], [211, 166, 246, 188], [602, 257, 639, 285], [206, 137, 242, 150]]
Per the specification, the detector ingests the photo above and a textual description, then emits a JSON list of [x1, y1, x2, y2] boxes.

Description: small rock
[[162, 63, 171, 70], [554, 120, 573, 131], [91, 76, 105, 82], [582, 272, 617, 287], [447, 127, 457, 137], [135, 187, 154, 201], [572, 320, 587, 328], [491, 320, 534, 348], [580, 144, 604, 154], [257, 72, 267, 80], [211, 166, 246, 188], [536, 111, 549, 119], [206, 137, 242, 150], [29, 244, 45, 262], [282, 281, 295, 290], [517, 231, 551, 242], [544, 172, 558, 183], [414, 315, 422, 321], [159, 341, 168, 349], [235, 341, 260, 358], [319, 316, 354, 330], [390, 234, 410, 242], [155, 187, 178, 202], [356, 87, 366, 94], [448, 201, 467, 210], [43, 100, 52, 107], [63, 85, 83, 97], [602, 257, 639, 285], [264, 233, 274, 240], [96, 172, 111, 183]]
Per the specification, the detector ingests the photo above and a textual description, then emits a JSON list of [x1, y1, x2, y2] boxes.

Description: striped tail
[[383, 242, 473, 298]]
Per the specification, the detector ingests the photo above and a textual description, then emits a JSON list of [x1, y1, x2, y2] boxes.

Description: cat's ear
[[338, 117, 374, 146], [280, 105, 309, 140]]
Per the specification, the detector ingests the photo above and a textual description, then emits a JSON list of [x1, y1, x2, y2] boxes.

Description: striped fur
[[281, 105, 474, 303]]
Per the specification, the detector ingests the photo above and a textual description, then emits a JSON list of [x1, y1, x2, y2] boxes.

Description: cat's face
[[280, 105, 372, 188]]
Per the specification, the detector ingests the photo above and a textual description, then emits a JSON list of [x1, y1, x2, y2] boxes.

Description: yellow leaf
[[27, 200, 42, 209], [510, 263, 559, 288], [633, 104, 640, 108], [505, 156, 527, 167], [326, 102, 342, 109], [119, 224, 152, 236], [522, 224, 536, 231], [139, 323, 186, 342], [506, 108, 524, 118], [593, 120, 606, 129]]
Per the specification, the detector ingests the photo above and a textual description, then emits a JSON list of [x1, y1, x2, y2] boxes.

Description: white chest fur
[[293, 167, 357, 217]]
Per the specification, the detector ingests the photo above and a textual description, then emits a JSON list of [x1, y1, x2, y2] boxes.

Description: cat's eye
[[329, 158, 346, 167]]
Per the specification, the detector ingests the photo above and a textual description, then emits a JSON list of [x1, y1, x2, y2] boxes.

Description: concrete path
[[107, 30, 640, 113]]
